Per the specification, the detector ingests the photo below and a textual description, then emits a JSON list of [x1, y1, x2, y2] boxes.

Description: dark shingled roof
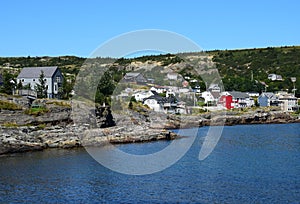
[[228, 91, 249, 99], [17, 66, 58, 78], [124, 72, 141, 79], [143, 95, 177, 104]]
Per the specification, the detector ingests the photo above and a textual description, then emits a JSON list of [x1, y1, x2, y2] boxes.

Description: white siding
[[144, 99, 163, 112], [17, 77, 53, 97]]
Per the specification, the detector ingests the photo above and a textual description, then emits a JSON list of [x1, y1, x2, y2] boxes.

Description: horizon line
[[1, 44, 299, 58]]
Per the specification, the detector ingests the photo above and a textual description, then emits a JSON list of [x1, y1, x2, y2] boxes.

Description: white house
[[247, 92, 260, 97], [114, 88, 134, 100], [17, 66, 63, 98], [230, 91, 254, 107], [150, 86, 166, 94], [201, 91, 220, 104], [133, 90, 155, 101], [143, 95, 164, 112], [208, 83, 221, 92], [178, 88, 190, 93], [143, 94, 186, 114], [175, 101, 187, 114], [277, 92, 297, 112], [166, 89, 175, 97], [268, 74, 283, 81], [167, 72, 178, 80]]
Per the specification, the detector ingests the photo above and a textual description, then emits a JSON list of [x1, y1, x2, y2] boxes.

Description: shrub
[[37, 123, 46, 130], [3, 122, 18, 127], [0, 100, 22, 110]]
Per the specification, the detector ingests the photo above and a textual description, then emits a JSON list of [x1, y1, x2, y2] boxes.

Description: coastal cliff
[[0, 99, 299, 155]]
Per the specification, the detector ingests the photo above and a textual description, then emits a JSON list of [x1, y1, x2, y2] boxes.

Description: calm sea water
[[0, 123, 299, 203]]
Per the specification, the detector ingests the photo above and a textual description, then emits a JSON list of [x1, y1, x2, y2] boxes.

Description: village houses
[[219, 91, 254, 110], [115, 71, 298, 114], [143, 93, 186, 114], [257, 91, 298, 112]]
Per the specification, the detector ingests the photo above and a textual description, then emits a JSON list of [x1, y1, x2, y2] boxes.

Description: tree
[[95, 71, 115, 104], [35, 71, 47, 98], [0, 71, 15, 95], [16, 80, 23, 90], [23, 83, 31, 90], [61, 77, 73, 99]]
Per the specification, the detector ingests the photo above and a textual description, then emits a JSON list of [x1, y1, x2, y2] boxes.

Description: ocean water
[[0, 123, 299, 203]]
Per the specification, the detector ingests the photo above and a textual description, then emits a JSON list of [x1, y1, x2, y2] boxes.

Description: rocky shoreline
[[0, 100, 299, 155]]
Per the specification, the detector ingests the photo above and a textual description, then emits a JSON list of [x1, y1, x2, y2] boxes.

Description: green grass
[[37, 123, 47, 130], [0, 100, 23, 110], [3, 122, 19, 127], [191, 107, 208, 115], [2, 122, 47, 129], [24, 107, 49, 116], [45, 100, 71, 107]]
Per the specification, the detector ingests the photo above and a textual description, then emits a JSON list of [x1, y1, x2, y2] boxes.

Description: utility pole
[[10, 79, 15, 95], [291, 77, 296, 96], [193, 91, 196, 107]]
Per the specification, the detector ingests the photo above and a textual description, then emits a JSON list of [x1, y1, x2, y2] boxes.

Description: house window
[[54, 84, 57, 91], [22, 79, 24, 82], [44, 79, 47, 81], [56, 76, 61, 83], [33, 79, 35, 81]]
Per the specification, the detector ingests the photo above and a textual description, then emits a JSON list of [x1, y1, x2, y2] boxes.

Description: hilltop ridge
[[0, 45, 299, 96]]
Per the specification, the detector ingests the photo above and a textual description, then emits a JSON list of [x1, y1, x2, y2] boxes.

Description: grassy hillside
[[208, 46, 300, 94], [0, 45, 299, 97]]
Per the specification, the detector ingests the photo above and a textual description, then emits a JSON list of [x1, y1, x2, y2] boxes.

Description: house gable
[[258, 92, 279, 107], [123, 72, 147, 83], [17, 66, 63, 99], [17, 66, 58, 79]]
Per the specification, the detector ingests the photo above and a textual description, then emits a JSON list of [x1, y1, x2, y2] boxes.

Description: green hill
[[0, 45, 299, 97], [208, 46, 300, 94]]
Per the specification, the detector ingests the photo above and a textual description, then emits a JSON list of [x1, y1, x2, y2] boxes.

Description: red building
[[220, 95, 233, 109], [219, 91, 253, 110]]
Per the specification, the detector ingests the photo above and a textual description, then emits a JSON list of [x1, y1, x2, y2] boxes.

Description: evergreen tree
[[16, 80, 23, 90], [23, 83, 31, 90], [35, 71, 47, 98], [61, 77, 73, 99], [0, 71, 15, 95]]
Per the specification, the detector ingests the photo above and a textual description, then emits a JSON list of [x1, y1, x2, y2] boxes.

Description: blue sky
[[0, 0, 299, 57]]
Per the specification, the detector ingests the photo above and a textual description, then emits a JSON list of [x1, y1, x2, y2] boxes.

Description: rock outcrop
[[0, 123, 178, 155], [0, 99, 299, 155]]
